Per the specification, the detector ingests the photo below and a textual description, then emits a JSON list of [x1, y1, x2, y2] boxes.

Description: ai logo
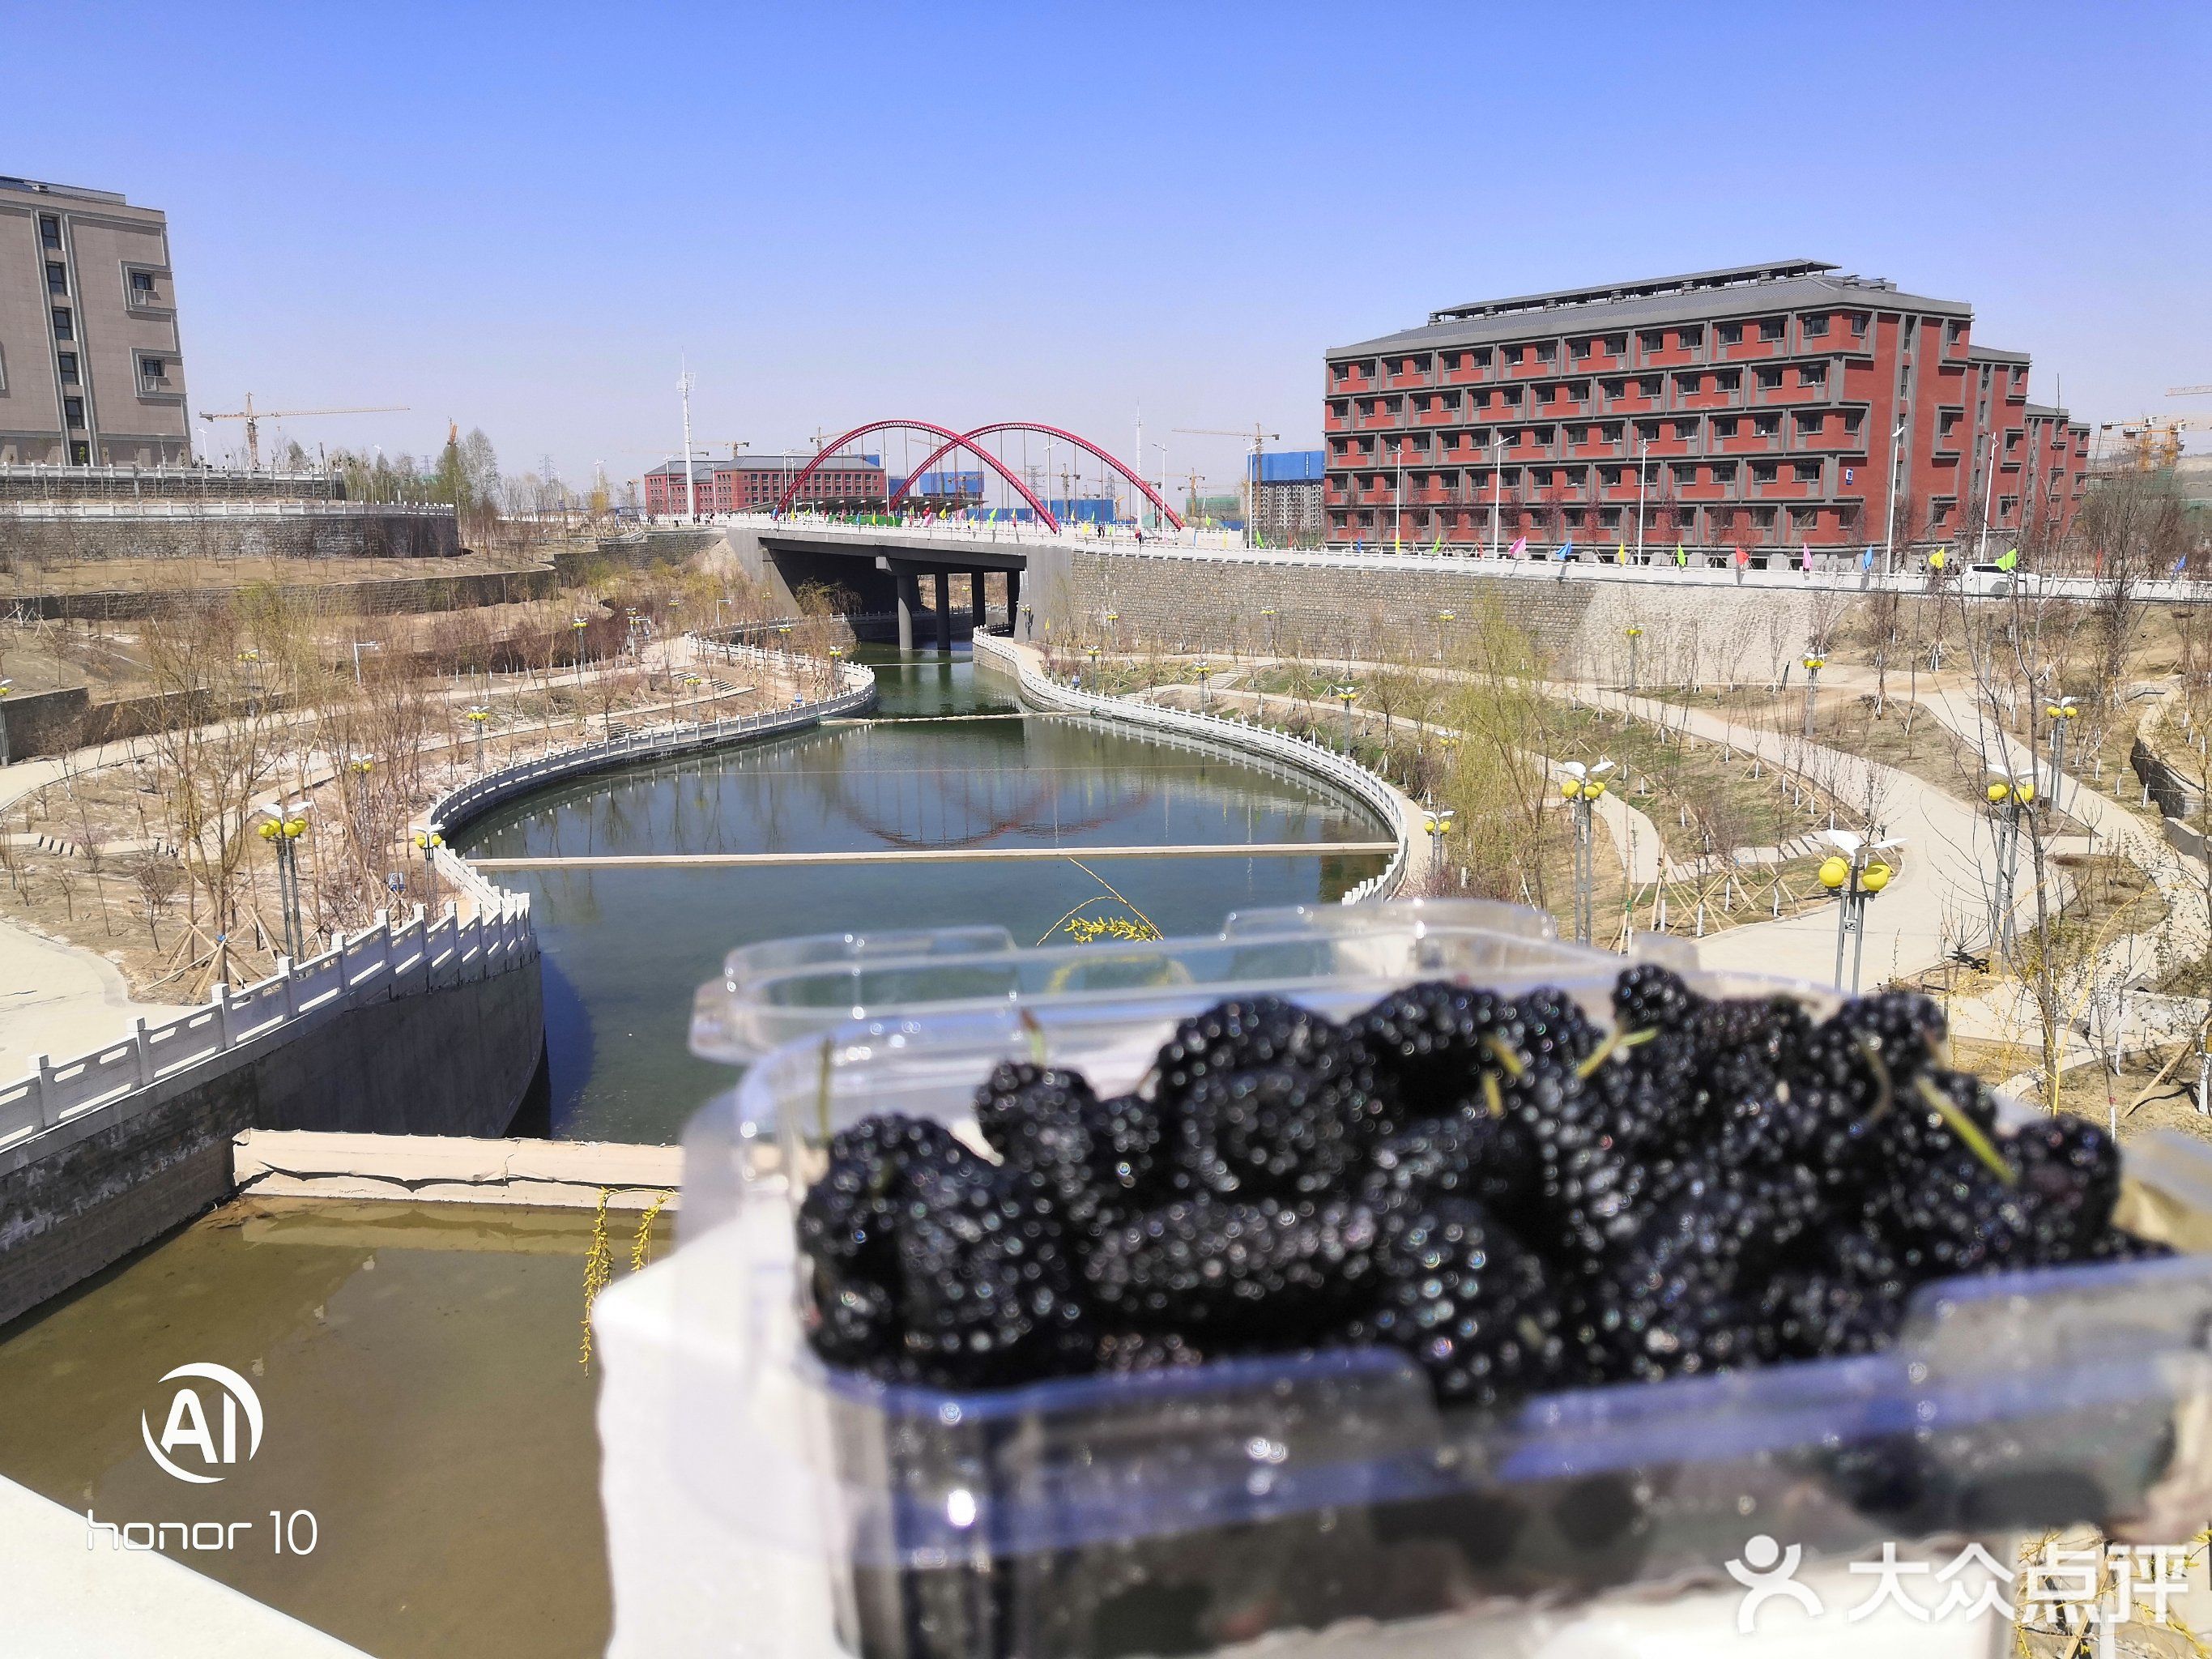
[[140, 1363, 264, 1484]]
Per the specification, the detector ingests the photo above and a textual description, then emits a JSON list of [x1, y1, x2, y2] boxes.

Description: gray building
[[0, 176, 190, 467], [1248, 449, 1327, 544]]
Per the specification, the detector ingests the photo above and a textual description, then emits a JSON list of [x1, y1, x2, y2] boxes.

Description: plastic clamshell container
[[690, 898, 1634, 1068], [675, 905, 2212, 1659]]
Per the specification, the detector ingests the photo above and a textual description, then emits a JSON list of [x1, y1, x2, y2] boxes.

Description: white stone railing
[[0, 639, 876, 1166], [970, 633, 1410, 903]]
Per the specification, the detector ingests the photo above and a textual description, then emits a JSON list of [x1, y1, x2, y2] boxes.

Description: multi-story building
[[641, 452, 886, 517], [0, 176, 190, 467], [1249, 450, 1326, 544], [1323, 259, 2086, 556]]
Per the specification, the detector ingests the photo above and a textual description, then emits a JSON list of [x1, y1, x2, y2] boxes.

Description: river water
[[458, 644, 1389, 1142], [0, 643, 1389, 1658]]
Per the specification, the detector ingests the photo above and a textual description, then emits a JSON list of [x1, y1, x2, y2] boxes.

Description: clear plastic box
[[676, 902, 2212, 1659]]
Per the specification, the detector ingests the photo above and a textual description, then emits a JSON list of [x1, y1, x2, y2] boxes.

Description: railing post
[[278, 957, 296, 1018], [32, 1054, 53, 1128], [133, 1017, 154, 1085], [215, 985, 233, 1049]]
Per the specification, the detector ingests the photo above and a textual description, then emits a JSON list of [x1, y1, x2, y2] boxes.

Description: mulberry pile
[[794, 973, 2167, 1405]]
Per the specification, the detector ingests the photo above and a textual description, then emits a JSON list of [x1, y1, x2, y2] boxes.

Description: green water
[[0, 1201, 622, 1659], [458, 645, 1389, 1143]]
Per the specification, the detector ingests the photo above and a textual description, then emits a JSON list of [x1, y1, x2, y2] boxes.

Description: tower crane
[[1174, 424, 1280, 546], [197, 393, 408, 472], [2100, 416, 2212, 472]]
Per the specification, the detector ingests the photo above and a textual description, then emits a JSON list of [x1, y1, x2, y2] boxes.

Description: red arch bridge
[[723, 420, 1182, 652]]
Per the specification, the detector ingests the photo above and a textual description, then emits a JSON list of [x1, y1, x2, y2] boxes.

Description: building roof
[[0, 174, 130, 207], [645, 454, 884, 478], [1328, 260, 1971, 359], [1249, 450, 1328, 483], [2023, 403, 2069, 421], [1967, 344, 2031, 366]]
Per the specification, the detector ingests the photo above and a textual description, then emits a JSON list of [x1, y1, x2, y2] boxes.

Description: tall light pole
[[1818, 829, 1902, 992], [1801, 651, 1826, 737], [467, 706, 490, 770], [1975, 431, 1997, 565], [1625, 625, 1643, 693], [1558, 760, 1614, 945], [258, 805, 309, 959], [1882, 416, 1907, 577], [1633, 433, 1650, 566], [1195, 659, 1213, 710], [677, 364, 698, 522], [1984, 768, 2035, 953], [1488, 433, 1508, 558], [1333, 681, 1358, 750], [412, 829, 445, 912], [1422, 804, 1455, 885], [2044, 694, 2078, 800], [1435, 609, 1455, 662]]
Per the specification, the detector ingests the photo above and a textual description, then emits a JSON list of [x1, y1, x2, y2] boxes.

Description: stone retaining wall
[[1023, 547, 1847, 684], [0, 506, 460, 564]]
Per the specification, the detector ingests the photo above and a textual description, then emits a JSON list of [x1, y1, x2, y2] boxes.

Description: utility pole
[[1976, 430, 1997, 565], [678, 363, 697, 522], [1883, 415, 1907, 576], [1634, 433, 1649, 565]]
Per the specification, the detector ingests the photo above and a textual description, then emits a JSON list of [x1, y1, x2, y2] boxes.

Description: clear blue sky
[[11, 1, 2207, 493]]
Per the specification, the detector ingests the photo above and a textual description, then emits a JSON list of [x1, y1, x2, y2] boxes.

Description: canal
[[457, 644, 1391, 1142], [0, 642, 1392, 1659]]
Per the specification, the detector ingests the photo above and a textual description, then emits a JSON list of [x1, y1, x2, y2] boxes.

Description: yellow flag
[[1615, 542, 1628, 564]]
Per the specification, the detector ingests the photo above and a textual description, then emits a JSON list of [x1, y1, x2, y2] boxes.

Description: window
[[1473, 348, 1491, 368], [1715, 369, 1741, 391], [1600, 422, 1622, 441], [1712, 416, 1739, 438], [1600, 378, 1625, 398], [1677, 373, 1702, 397], [1636, 420, 1661, 441], [1758, 318, 1786, 342], [1756, 366, 1784, 390], [140, 356, 166, 385], [1566, 424, 1586, 444], [1794, 461, 1822, 484], [57, 352, 79, 386], [1605, 335, 1626, 353], [45, 262, 67, 295], [1639, 376, 1662, 397], [1754, 414, 1782, 437], [39, 214, 60, 249], [1946, 321, 1965, 347], [1938, 411, 1961, 439], [51, 307, 73, 340], [1851, 313, 1869, 339], [1566, 466, 1587, 486], [1673, 463, 1699, 487], [1571, 339, 1592, 361], [1718, 322, 1744, 345], [1600, 466, 1622, 486], [129, 271, 156, 301], [1711, 461, 1738, 484], [1799, 365, 1826, 390], [1796, 411, 1824, 435], [1534, 342, 1556, 364], [64, 396, 85, 429], [1802, 314, 1830, 339], [1678, 326, 1703, 348], [1673, 420, 1697, 441], [1752, 461, 1779, 484], [1639, 331, 1665, 352], [70, 441, 90, 465]]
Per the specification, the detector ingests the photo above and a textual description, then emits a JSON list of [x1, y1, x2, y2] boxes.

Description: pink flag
[[1507, 535, 1528, 558], [1800, 544, 1813, 571]]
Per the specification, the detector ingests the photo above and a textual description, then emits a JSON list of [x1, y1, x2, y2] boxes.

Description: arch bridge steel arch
[[889, 423, 1186, 530], [771, 420, 1059, 529]]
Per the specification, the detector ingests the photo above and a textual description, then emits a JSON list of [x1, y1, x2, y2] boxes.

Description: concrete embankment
[[0, 956, 545, 1328]]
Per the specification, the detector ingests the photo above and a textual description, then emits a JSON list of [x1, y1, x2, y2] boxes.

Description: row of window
[[1340, 363, 1833, 423], [1335, 313, 1882, 383], [1340, 456, 1835, 492], [1335, 407, 1862, 458]]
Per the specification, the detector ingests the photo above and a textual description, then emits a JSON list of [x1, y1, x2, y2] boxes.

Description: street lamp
[[1625, 625, 1644, 693], [1332, 681, 1358, 750], [1800, 652, 1826, 737], [1084, 646, 1101, 688], [412, 829, 445, 912], [2044, 694, 2079, 800], [1195, 659, 1214, 710], [467, 706, 490, 770], [237, 649, 262, 713], [257, 804, 309, 959], [1486, 433, 1509, 559], [681, 673, 705, 727], [1421, 804, 1456, 881], [1259, 607, 1278, 656], [1984, 767, 2035, 953], [1558, 759, 1614, 945], [1633, 433, 1651, 567], [1436, 609, 1455, 661], [1818, 828, 1903, 992]]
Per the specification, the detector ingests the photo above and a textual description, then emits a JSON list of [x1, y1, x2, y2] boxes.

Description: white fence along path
[[969, 633, 1415, 902], [0, 642, 875, 1162]]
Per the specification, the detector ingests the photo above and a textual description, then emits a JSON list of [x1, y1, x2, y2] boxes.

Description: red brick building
[[1323, 260, 2091, 557], [641, 453, 885, 518]]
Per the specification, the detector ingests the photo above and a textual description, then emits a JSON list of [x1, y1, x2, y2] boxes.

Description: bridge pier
[[933, 570, 953, 654], [970, 572, 987, 629], [891, 562, 923, 653], [1005, 567, 1021, 637]]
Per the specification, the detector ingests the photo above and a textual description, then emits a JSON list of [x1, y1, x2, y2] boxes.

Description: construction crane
[[2167, 385, 2212, 398], [1173, 424, 1280, 545], [2100, 416, 2212, 472], [198, 392, 408, 471]]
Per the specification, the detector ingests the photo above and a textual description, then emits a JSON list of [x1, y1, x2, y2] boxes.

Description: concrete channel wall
[[0, 639, 874, 1326], [970, 632, 1415, 901]]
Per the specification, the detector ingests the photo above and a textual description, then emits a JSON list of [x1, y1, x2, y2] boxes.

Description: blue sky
[[10, 1, 2207, 493]]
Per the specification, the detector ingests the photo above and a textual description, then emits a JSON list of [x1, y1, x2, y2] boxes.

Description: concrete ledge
[[233, 1130, 681, 1209]]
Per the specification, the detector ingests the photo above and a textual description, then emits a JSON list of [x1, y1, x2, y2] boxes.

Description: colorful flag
[[1615, 541, 1629, 564], [1929, 548, 1946, 570], [1508, 535, 1528, 558], [1801, 544, 1813, 572], [1554, 537, 1575, 561], [1432, 533, 1444, 555], [1734, 546, 1749, 565], [1994, 547, 2018, 572], [1861, 545, 1876, 570], [1674, 544, 1686, 566]]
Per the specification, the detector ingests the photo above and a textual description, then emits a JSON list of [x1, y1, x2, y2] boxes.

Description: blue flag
[[1860, 546, 1874, 570], [1554, 538, 1574, 561]]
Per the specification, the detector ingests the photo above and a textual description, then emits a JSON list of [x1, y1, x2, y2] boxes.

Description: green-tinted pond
[[458, 646, 1389, 1143]]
